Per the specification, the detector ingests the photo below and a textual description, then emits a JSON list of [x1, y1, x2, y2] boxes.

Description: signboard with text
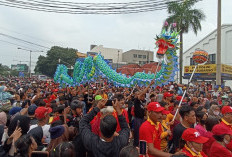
[[184, 64, 216, 74]]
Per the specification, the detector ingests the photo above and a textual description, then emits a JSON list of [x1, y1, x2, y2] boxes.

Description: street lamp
[[17, 47, 43, 78]]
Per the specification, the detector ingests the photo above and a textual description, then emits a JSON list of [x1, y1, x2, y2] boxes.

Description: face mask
[[191, 147, 199, 154], [224, 138, 230, 145], [213, 111, 220, 116]]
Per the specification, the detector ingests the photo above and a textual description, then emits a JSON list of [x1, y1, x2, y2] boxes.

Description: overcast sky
[[0, 0, 231, 71]]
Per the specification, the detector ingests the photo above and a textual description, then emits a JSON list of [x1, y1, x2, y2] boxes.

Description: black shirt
[[79, 107, 130, 157], [134, 98, 146, 119], [171, 123, 193, 153]]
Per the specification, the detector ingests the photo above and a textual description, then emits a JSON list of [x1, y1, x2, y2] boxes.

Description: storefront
[[183, 64, 232, 83]]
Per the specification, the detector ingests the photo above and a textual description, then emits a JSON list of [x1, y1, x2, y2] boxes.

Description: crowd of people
[[0, 76, 232, 157]]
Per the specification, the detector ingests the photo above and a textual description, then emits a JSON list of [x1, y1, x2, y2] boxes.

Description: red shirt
[[91, 117, 101, 136], [209, 141, 232, 157], [202, 132, 215, 156], [43, 98, 52, 107], [113, 109, 129, 132], [182, 145, 207, 157], [50, 94, 57, 101], [221, 119, 232, 151], [139, 119, 162, 157]]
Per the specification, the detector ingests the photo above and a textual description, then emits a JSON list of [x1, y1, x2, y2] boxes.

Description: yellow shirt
[[101, 93, 108, 99], [160, 120, 170, 151], [184, 144, 203, 157]]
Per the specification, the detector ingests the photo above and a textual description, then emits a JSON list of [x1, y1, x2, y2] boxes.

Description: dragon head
[[155, 23, 179, 57]]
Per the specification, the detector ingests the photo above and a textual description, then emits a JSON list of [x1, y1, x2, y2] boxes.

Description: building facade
[[183, 24, 232, 84], [122, 49, 154, 65], [89, 45, 123, 63]]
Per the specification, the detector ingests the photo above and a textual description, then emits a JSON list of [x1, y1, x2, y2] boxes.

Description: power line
[[0, 39, 45, 52], [0, 0, 184, 14], [0, 26, 57, 46], [0, 32, 50, 49]]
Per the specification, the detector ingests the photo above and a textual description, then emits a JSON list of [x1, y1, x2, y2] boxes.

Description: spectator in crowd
[[30, 106, 52, 144], [28, 104, 38, 125], [47, 124, 69, 152], [171, 105, 196, 153], [209, 124, 232, 157], [202, 117, 219, 155], [50, 142, 76, 157], [0, 125, 7, 157], [195, 111, 208, 137], [180, 128, 208, 157], [139, 102, 181, 156], [119, 145, 139, 157], [208, 105, 221, 119], [28, 126, 44, 151], [79, 98, 130, 157], [220, 106, 232, 151], [133, 80, 154, 146], [15, 134, 37, 157], [5, 115, 30, 156]]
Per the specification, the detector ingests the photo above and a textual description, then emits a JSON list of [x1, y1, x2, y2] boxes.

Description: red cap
[[162, 110, 170, 115], [182, 128, 209, 144], [212, 124, 232, 136], [147, 102, 165, 112], [35, 107, 52, 119], [176, 96, 187, 102], [53, 89, 59, 92], [163, 92, 173, 99], [221, 106, 232, 114]]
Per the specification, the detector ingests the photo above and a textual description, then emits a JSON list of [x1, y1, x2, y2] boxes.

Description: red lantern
[[192, 50, 208, 64]]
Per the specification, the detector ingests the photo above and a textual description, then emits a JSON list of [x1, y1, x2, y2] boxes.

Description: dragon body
[[54, 27, 179, 87]]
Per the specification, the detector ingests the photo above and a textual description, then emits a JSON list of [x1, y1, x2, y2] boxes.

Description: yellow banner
[[222, 64, 232, 75], [184, 64, 216, 73]]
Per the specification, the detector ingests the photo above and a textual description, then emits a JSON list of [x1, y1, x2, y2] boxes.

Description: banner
[[222, 64, 232, 75], [184, 64, 216, 74]]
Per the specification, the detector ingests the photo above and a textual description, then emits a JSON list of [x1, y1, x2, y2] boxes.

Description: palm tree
[[165, 0, 205, 84]]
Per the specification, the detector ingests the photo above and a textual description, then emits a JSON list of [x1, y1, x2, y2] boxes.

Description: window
[[138, 55, 142, 58], [139, 61, 143, 65], [143, 61, 147, 64], [209, 54, 216, 64], [133, 54, 137, 58], [143, 55, 146, 59]]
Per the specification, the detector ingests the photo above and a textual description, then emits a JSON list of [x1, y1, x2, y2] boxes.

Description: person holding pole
[[170, 105, 196, 153]]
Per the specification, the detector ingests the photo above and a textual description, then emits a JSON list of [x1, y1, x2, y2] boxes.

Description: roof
[[76, 52, 87, 58], [117, 62, 161, 76], [184, 24, 232, 54], [124, 49, 153, 54]]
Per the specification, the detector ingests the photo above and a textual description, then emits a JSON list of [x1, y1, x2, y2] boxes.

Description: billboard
[[11, 64, 28, 72]]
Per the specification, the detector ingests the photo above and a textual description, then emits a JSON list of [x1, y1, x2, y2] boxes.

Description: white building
[[183, 24, 232, 85], [89, 45, 123, 63]]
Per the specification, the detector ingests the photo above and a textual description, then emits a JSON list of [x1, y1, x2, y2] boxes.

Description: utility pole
[[216, 0, 221, 86], [18, 47, 43, 78]]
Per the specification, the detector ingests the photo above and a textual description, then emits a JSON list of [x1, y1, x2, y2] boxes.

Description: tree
[[0, 64, 10, 76], [35, 46, 78, 77], [165, 0, 205, 83]]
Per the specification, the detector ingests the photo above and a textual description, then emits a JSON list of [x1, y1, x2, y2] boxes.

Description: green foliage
[[0, 64, 10, 76], [35, 46, 78, 77], [10, 70, 19, 77], [165, 0, 206, 34], [165, 0, 205, 83]]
